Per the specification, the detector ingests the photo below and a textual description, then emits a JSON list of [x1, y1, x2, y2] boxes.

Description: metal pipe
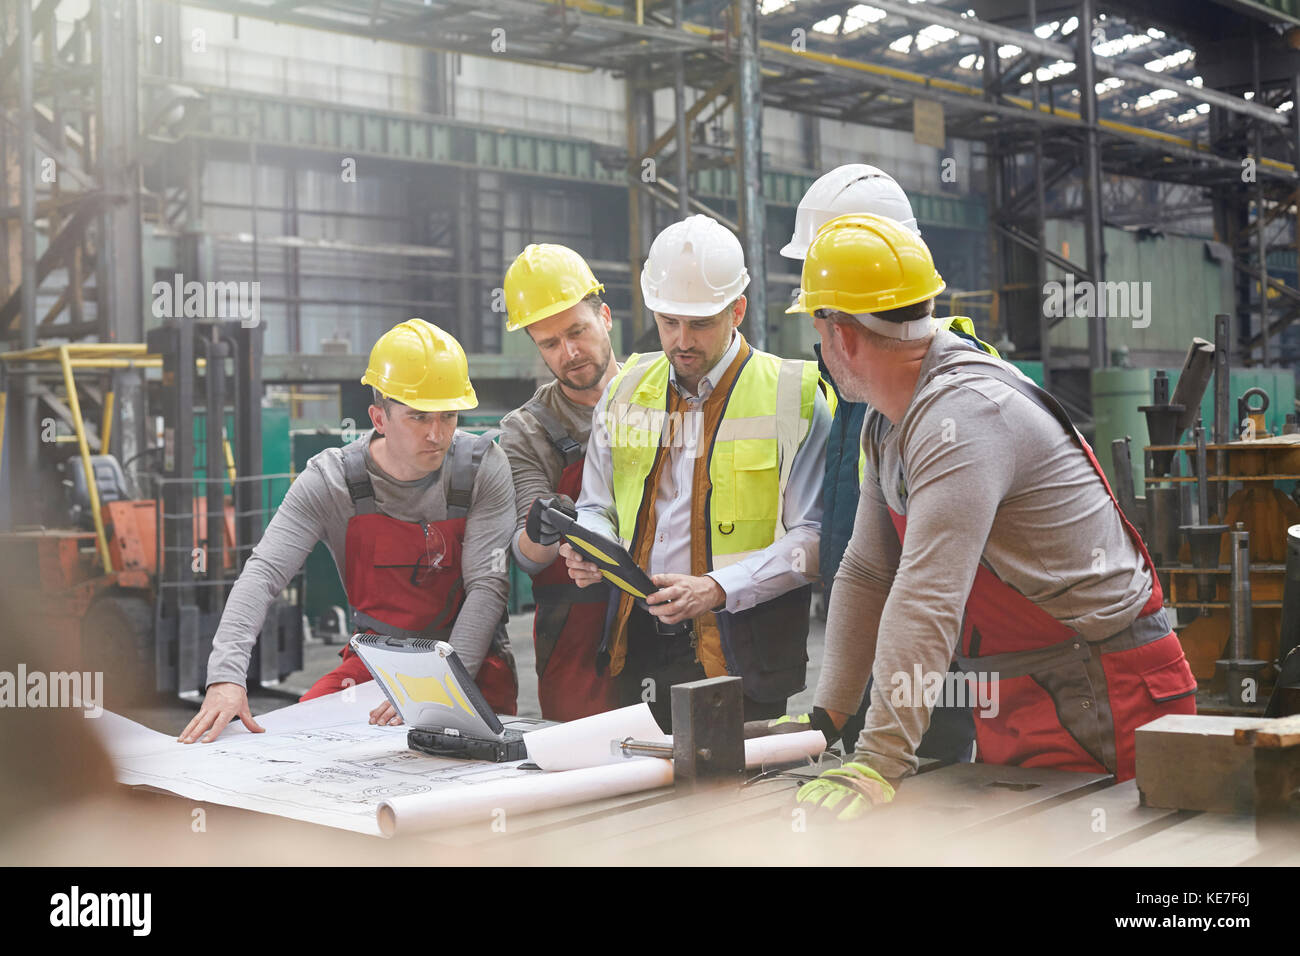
[[625, 57, 652, 334], [616, 736, 672, 759], [1110, 437, 1138, 528], [673, 0, 689, 219], [1253, 27, 1269, 367], [59, 346, 112, 573], [736, 0, 765, 350], [1280, 525, 1300, 665], [101, 390, 115, 451], [1031, 0, 1049, 386], [864, 0, 1287, 127], [1171, 338, 1216, 434], [201, 331, 227, 602], [1213, 313, 1231, 520], [1078, 0, 1106, 369], [19, 0, 39, 505], [1195, 421, 1209, 525], [1230, 523, 1252, 661], [249, 140, 259, 294]]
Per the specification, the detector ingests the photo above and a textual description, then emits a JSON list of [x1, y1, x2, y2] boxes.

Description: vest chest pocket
[[733, 439, 780, 521]]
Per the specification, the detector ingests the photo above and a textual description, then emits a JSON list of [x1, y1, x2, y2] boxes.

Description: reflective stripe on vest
[[603, 347, 819, 568]]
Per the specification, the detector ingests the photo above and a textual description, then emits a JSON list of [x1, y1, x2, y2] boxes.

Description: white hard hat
[[780, 164, 919, 260], [640, 214, 750, 317]]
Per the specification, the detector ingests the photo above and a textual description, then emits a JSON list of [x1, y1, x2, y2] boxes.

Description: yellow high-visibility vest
[[604, 347, 820, 569]]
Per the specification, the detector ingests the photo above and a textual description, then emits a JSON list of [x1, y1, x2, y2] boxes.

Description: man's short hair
[[871, 298, 934, 325], [371, 387, 407, 412]]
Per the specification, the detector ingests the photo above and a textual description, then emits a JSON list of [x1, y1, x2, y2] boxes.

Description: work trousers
[[616, 607, 786, 733]]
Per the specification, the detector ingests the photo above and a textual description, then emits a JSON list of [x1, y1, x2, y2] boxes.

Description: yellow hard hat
[[361, 319, 478, 411], [503, 243, 604, 332], [786, 212, 945, 316]]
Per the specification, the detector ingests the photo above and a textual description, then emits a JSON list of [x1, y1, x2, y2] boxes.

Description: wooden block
[[1136, 714, 1274, 813], [1253, 746, 1300, 841], [1234, 713, 1300, 748]]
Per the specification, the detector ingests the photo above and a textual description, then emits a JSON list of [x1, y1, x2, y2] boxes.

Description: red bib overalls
[[300, 432, 518, 714], [520, 398, 619, 721], [888, 357, 1195, 781]]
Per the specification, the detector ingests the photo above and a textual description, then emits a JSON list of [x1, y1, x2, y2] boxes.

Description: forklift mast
[[147, 318, 302, 698]]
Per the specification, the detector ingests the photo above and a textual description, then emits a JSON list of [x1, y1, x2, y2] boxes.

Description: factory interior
[[2, 0, 1300, 898]]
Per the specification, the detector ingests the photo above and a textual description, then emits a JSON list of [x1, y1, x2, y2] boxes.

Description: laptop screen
[[349, 635, 505, 736]]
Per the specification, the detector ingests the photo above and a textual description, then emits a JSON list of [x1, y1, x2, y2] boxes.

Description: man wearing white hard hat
[[562, 214, 831, 731], [773, 164, 997, 761]]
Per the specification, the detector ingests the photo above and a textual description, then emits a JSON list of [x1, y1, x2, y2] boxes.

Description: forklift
[[0, 319, 302, 707]]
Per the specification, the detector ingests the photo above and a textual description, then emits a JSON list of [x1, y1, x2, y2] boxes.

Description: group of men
[[178, 163, 1198, 821]]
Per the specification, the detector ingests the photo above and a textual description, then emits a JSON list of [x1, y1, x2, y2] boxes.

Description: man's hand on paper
[[179, 682, 265, 743], [369, 700, 403, 726], [644, 573, 725, 624], [560, 541, 604, 588]]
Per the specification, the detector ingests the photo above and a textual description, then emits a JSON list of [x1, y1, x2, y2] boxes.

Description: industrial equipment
[[0, 320, 302, 706], [1133, 315, 1300, 716]]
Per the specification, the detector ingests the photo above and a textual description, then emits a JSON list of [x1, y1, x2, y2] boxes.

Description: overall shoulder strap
[[341, 441, 377, 516], [927, 352, 1071, 435], [523, 397, 583, 469], [445, 429, 501, 520], [924, 351, 1159, 585]]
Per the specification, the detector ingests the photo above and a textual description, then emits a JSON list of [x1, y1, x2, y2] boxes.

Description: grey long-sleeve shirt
[[814, 329, 1153, 781], [205, 429, 515, 688], [500, 377, 606, 576]]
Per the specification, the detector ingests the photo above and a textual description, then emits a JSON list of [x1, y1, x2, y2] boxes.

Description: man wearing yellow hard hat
[[180, 319, 518, 742], [498, 244, 622, 721], [562, 214, 831, 732], [786, 213, 1195, 818], [775, 164, 998, 762]]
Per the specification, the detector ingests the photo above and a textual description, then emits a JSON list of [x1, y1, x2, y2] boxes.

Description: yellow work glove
[[795, 762, 895, 821], [768, 714, 811, 729], [766, 708, 840, 746]]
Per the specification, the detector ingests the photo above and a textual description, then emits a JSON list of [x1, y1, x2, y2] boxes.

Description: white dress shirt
[[577, 331, 829, 613]]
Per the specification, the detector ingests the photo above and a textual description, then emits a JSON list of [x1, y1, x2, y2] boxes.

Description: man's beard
[[668, 350, 708, 381], [556, 346, 610, 391], [824, 345, 866, 403]]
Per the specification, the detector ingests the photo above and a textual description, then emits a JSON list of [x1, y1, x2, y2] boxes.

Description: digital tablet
[[543, 505, 659, 601]]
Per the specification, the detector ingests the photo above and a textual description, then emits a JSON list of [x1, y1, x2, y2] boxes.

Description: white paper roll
[[744, 730, 827, 768], [522, 703, 666, 771], [376, 729, 827, 836], [377, 757, 675, 837]]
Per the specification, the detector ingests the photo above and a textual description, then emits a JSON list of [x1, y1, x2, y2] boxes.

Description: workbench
[[404, 760, 1297, 866]]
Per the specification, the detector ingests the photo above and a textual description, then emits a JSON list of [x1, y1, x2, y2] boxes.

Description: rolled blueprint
[[376, 728, 827, 836], [522, 703, 666, 771], [377, 757, 673, 837]]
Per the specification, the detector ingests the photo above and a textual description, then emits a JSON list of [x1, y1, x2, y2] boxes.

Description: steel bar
[[736, 0, 766, 350], [1078, 0, 1106, 369]]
